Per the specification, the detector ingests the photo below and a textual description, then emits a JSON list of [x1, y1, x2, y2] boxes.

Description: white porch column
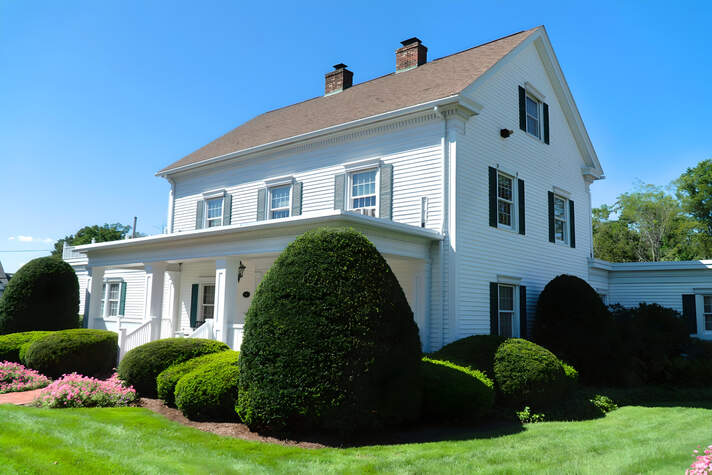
[[165, 267, 182, 337], [143, 263, 167, 322], [86, 266, 105, 329], [214, 257, 240, 345]]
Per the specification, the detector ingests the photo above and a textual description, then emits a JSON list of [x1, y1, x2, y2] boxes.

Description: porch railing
[[187, 320, 214, 340], [61, 243, 85, 260], [117, 316, 165, 362]]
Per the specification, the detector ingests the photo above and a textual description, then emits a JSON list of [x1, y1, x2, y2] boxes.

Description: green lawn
[[0, 403, 708, 474]]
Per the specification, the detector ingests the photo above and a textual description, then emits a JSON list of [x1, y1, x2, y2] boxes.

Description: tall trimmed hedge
[[22, 329, 118, 378], [118, 338, 229, 397], [533, 274, 619, 383], [237, 228, 423, 435], [0, 257, 79, 334], [0, 331, 52, 363]]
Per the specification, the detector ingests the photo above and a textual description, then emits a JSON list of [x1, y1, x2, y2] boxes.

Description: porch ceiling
[[75, 210, 442, 268]]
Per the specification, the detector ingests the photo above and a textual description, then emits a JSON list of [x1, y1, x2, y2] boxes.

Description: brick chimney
[[396, 37, 427, 72], [324, 63, 353, 95]]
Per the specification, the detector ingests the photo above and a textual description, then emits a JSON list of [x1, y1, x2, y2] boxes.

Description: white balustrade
[[187, 320, 214, 340]]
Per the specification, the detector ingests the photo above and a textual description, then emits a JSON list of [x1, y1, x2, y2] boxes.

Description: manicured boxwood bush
[[157, 351, 239, 407], [533, 274, 620, 384], [174, 350, 240, 421], [22, 329, 118, 379], [237, 228, 423, 435], [118, 338, 229, 397], [493, 338, 573, 408], [429, 335, 506, 378], [0, 257, 79, 335], [421, 357, 494, 422], [0, 331, 52, 363]]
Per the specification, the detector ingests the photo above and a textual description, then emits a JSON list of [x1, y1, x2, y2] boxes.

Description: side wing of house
[[453, 34, 599, 344]]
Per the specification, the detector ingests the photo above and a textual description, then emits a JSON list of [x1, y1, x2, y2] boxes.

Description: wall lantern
[[500, 128, 513, 138], [238, 261, 246, 282]]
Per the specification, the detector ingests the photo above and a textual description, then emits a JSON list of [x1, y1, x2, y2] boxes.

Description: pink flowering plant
[[0, 361, 50, 394], [687, 445, 712, 474], [34, 372, 138, 408]]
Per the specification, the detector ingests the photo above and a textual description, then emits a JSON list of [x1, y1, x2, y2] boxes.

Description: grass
[[0, 403, 709, 474]]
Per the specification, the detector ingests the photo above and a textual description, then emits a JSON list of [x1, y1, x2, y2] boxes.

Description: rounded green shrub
[[174, 350, 240, 421], [157, 351, 239, 407], [0, 331, 52, 363], [237, 228, 423, 435], [429, 335, 506, 378], [118, 338, 229, 397], [23, 329, 117, 378], [533, 274, 619, 384], [0, 257, 79, 335], [493, 338, 571, 408], [421, 357, 494, 422]]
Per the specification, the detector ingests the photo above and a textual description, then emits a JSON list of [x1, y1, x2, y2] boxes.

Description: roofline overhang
[[589, 257, 712, 272], [74, 210, 443, 255], [156, 94, 482, 177]]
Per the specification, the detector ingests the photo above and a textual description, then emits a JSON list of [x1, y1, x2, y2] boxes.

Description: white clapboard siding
[[452, 41, 593, 342], [170, 116, 444, 234], [608, 268, 711, 312]]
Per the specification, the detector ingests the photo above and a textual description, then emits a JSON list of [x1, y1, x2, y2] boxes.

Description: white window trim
[[496, 170, 517, 231], [696, 294, 712, 335], [497, 283, 520, 338], [524, 93, 542, 140], [264, 175, 295, 187], [524, 81, 546, 101], [204, 196, 225, 228], [268, 184, 293, 220], [347, 167, 380, 217], [343, 157, 381, 172], [553, 194, 569, 245], [101, 279, 124, 318], [202, 188, 227, 200], [197, 281, 216, 326]]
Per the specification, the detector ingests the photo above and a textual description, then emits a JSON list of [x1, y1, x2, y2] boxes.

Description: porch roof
[[74, 210, 442, 267]]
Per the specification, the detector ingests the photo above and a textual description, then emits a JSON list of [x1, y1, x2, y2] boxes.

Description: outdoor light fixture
[[238, 261, 246, 282], [500, 128, 513, 138]]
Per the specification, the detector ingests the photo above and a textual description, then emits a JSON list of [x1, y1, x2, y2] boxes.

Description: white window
[[498, 284, 515, 338], [206, 197, 224, 228], [198, 284, 215, 326], [497, 172, 514, 228], [705, 296, 712, 331], [554, 195, 568, 242], [269, 185, 291, 219], [349, 169, 378, 216], [525, 95, 540, 138], [100, 281, 122, 317]]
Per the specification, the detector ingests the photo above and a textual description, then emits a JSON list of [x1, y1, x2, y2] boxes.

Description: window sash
[[498, 284, 516, 338], [200, 285, 215, 323], [206, 198, 224, 227], [705, 296, 712, 331], [350, 170, 377, 210], [525, 95, 540, 138], [101, 282, 121, 317], [497, 173, 514, 227], [269, 185, 291, 219], [554, 195, 567, 242]]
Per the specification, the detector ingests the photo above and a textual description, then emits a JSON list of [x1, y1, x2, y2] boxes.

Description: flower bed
[[687, 445, 712, 474], [34, 372, 138, 408], [0, 361, 50, 393]]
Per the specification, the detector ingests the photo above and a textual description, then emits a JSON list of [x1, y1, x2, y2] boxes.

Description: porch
[[74, 210, 442, 358]]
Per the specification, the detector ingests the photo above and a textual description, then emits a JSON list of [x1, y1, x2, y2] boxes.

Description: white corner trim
[[264, 175, 295, 187], [497, 274, 522, 285], [202, 188, 227, 199], [524, 81, 546, 101], [553, 186, 571, 198], [343, 157, 382, 172]]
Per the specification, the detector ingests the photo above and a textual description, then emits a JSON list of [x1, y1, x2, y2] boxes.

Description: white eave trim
[[74, 209, 443, 253], [157, 94, 481, 177], [589, 257, 712, 272]]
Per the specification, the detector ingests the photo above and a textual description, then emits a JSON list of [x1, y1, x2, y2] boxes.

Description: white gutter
[[589, 257, 712, 272], [74, 210, 443, 253], [157, 94, 475, 177]]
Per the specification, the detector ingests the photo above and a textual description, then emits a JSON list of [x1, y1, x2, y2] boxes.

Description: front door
[[197, 284, 215, 327]]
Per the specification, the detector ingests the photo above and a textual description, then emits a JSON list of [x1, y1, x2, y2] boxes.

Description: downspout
[[435, 105, 448, 348], [166, 176, 176, 234]]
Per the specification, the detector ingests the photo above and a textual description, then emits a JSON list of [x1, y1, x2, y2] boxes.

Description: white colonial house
[[64, 26, 711, 359]]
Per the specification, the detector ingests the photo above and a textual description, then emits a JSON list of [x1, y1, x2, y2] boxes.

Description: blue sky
[[1, 1, 710, 272]]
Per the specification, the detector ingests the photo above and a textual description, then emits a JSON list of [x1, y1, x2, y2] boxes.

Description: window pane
[[706, 314, 712, 332], [353, 196, 376, 209], [207, 198, 223, 219], [109, 283, 120, 300], [554, 197, 566, 219], [203, 285, 215, 305], [352, 170, 376, 198], [527, 116, 539, 137], [498, 200, 511, 226], [555, 220, 565, 240], [705, 296, 712, 314], [108, 301, 118, 317], [497, 174, 512, 200], [526, 96, 538, 118], [499, 312, 513, 337], [271, 209, 290, 219], [271, 186, 290, 210], [499, 285, 514, 311], [207, 219, 221, 228], [203, 305, 214, 320]]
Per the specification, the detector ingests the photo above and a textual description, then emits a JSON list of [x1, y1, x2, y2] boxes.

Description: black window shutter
[[333, 174, 345, 210], [519, 285, 527, 338], [379, 164, 393, 219], [569, 199, 576, 248], [518, 178, 525, 235], [489, 167, 497, 227], [256, 189, 267, 221], [543, 103, 550, 144], [291, 182, 303, 216], [223, 194, 232, 225], [518, 86, 526, 131], [547, 191, 555, 243], [682, 294, 697, 334], [490, 282, 499, 336], [195, 200, 205, 230], [189, 284, 199, 328]]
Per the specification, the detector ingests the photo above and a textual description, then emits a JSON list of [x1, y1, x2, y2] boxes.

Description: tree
[[676, 159, 712, 257], [51, 223, 132, 258], [592, 205, 640, 262]]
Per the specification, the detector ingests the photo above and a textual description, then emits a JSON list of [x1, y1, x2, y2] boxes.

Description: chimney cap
[[400, 37, 422, 47], [332, 63, 348, 70]]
